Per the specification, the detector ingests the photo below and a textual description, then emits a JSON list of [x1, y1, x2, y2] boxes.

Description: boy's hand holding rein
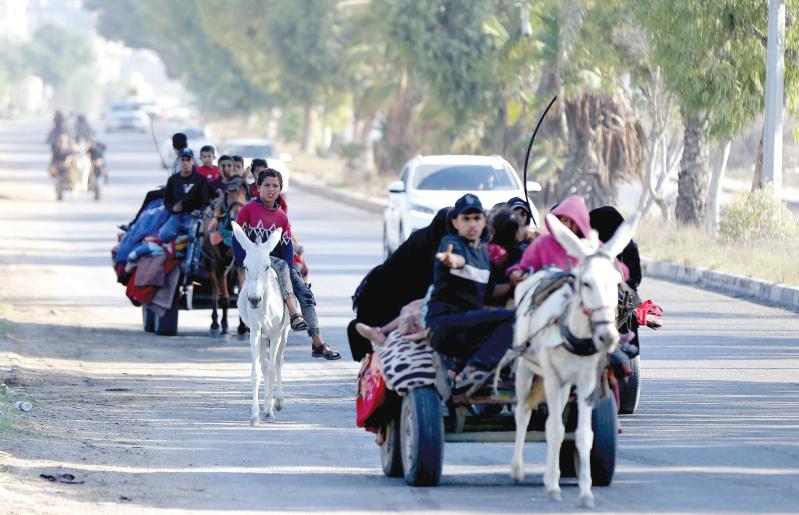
[[436, 243, 465, 269]]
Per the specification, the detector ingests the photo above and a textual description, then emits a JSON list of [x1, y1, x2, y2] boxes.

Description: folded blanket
[[375, 330, 436, 394]]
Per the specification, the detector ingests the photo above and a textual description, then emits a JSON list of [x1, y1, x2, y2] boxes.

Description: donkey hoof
[[509, 463, 525, 483], [546, 489, 562, 502], [579, 493, 595, 509], [249, 416, 259, 426], [237, 331, 248, 341], [209, 326, 220, 337], [259, 411, 275, 423], [274, 398, 283, 412]]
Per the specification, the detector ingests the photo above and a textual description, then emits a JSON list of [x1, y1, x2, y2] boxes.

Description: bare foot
[[356, 323, 386, 345]]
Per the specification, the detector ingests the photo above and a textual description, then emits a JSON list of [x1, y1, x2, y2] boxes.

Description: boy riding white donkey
[[232, 223, 290, 424]]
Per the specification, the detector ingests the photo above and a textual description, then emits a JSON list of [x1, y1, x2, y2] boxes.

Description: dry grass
[[636, 218, 799, 286]]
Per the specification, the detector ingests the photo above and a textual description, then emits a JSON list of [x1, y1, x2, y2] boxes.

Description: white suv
[[103, 101, 149, 133], [383, 154, 540, 256]]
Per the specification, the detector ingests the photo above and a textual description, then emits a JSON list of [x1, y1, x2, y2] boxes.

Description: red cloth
[[355, 353, 386, 429], [487, 243, 508, 266], [197, 165, 221, 183], [634, 300, 664, 328], [125, 259, 180, 306]]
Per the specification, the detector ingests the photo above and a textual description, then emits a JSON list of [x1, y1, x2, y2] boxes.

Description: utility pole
[[763, 0, 785, 195]]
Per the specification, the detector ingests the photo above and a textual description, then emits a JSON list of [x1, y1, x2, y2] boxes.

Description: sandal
[[290, 313, 308, 332], [312, 343, 341, 361], [453, 367, 491, 394]]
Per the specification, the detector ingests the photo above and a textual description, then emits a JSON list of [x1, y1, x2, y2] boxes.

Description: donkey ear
[[261, 227, 283, 255], [546, 213, 594, 260], [231, 221, 255, 254], [603, 212, 640, 258]]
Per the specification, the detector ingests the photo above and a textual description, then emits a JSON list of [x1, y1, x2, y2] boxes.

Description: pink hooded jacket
[[506, 195, 628, 279]]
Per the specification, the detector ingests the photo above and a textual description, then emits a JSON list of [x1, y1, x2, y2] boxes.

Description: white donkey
[[232, 221, 291, 424], [509, 212, 638, 507]]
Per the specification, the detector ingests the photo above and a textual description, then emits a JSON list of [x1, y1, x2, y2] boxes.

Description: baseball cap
[[178, 148, 194, 159], [452, 193, 484, 216], [507, 196, 532, 219]]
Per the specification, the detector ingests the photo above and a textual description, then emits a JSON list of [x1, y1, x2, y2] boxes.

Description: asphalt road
[[0, 118, 798, 513]]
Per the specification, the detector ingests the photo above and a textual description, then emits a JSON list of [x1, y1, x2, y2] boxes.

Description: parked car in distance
[[383, 154, 541, 256], [160, 126, 216, 165], [103, 101, 149, 133], [222, 138, 292, 192]]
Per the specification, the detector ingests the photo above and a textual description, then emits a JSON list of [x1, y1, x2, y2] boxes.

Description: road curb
[[641, 257, 799, 312], [291, 176, 385, 215]]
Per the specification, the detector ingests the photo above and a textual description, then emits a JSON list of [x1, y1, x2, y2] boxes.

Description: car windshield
[[412, 164, 517, 191], [225, 144, 275, 158], [183, 128, 206, 139], [111, 102, 140, 112]]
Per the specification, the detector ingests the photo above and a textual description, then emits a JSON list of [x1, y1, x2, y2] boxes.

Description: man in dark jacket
[[347, 207, 452, 361], [158, 148, 209, 243]]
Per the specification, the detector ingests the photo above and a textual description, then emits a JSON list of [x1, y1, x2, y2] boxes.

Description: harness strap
[[558, 304, 599, 356]]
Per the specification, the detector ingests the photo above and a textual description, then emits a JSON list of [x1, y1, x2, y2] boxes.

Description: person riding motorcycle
[[46, 111, 67, 152], [75, 114, 93, 144]]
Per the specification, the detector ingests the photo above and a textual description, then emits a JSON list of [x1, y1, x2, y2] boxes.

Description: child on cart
[[425, 194, 515, 392]]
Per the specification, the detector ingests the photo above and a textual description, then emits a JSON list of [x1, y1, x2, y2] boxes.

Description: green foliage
[[719, 184, 799, 243], [24, 21, 94, 88], [634, 0, 799, 140]]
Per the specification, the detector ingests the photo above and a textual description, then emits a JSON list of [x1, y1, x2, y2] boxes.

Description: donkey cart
[[364, 340, 617, 488]]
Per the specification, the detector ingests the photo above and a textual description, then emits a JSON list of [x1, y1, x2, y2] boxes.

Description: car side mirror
[[526, 180, 542, 193], [388, 181, 405, 193], [279, 153, 293, 162]]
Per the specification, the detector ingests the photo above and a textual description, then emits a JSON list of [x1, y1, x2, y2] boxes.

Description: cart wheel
[[401, 386, 443, 486], [618, 356, 641, 415], [142, 307, 155, 333], [589, 394, 617, 486], [380, 415, 403, 477], [558, 394, 617, 485]]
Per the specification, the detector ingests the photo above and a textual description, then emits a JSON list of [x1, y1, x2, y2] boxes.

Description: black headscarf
[[348, 207, 453, 360], [589, 206, 642, 290]]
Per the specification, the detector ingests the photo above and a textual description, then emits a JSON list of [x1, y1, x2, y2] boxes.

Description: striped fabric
[[375, 330, 436, 394]]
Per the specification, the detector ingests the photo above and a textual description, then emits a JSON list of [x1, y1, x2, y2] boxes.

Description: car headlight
[[408, 203, 435, 217]]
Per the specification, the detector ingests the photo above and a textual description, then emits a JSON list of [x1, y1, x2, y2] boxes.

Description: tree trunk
[[705, 140, 732, 235], [301, 104, 315, 154], [752, 123, 765, 190], [675, 114, 710, 226], [373, 70, 418, 176]]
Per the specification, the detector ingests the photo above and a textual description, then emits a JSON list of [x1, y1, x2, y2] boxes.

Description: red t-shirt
[[197, 165, 221, 183]]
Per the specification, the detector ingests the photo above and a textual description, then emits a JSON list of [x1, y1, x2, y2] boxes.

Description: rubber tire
[[401, 386, 444, 486], [56, 182, 63, 201], [558, 394, 617, 486], [380, 415, 403, 478], [618, 356, 641, 415], [142, 307, 155, 333], [589, 394, 617, 486]]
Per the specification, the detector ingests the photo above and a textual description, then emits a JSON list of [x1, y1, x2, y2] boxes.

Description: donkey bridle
[[558, 253, 616, 357]]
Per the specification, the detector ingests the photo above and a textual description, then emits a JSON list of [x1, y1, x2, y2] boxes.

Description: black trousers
[[427, 308, 515, 370]]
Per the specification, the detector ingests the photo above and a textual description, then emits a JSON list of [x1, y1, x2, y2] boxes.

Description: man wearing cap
[[425, 194, 515, 391], [159, 148, 209, 244]]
